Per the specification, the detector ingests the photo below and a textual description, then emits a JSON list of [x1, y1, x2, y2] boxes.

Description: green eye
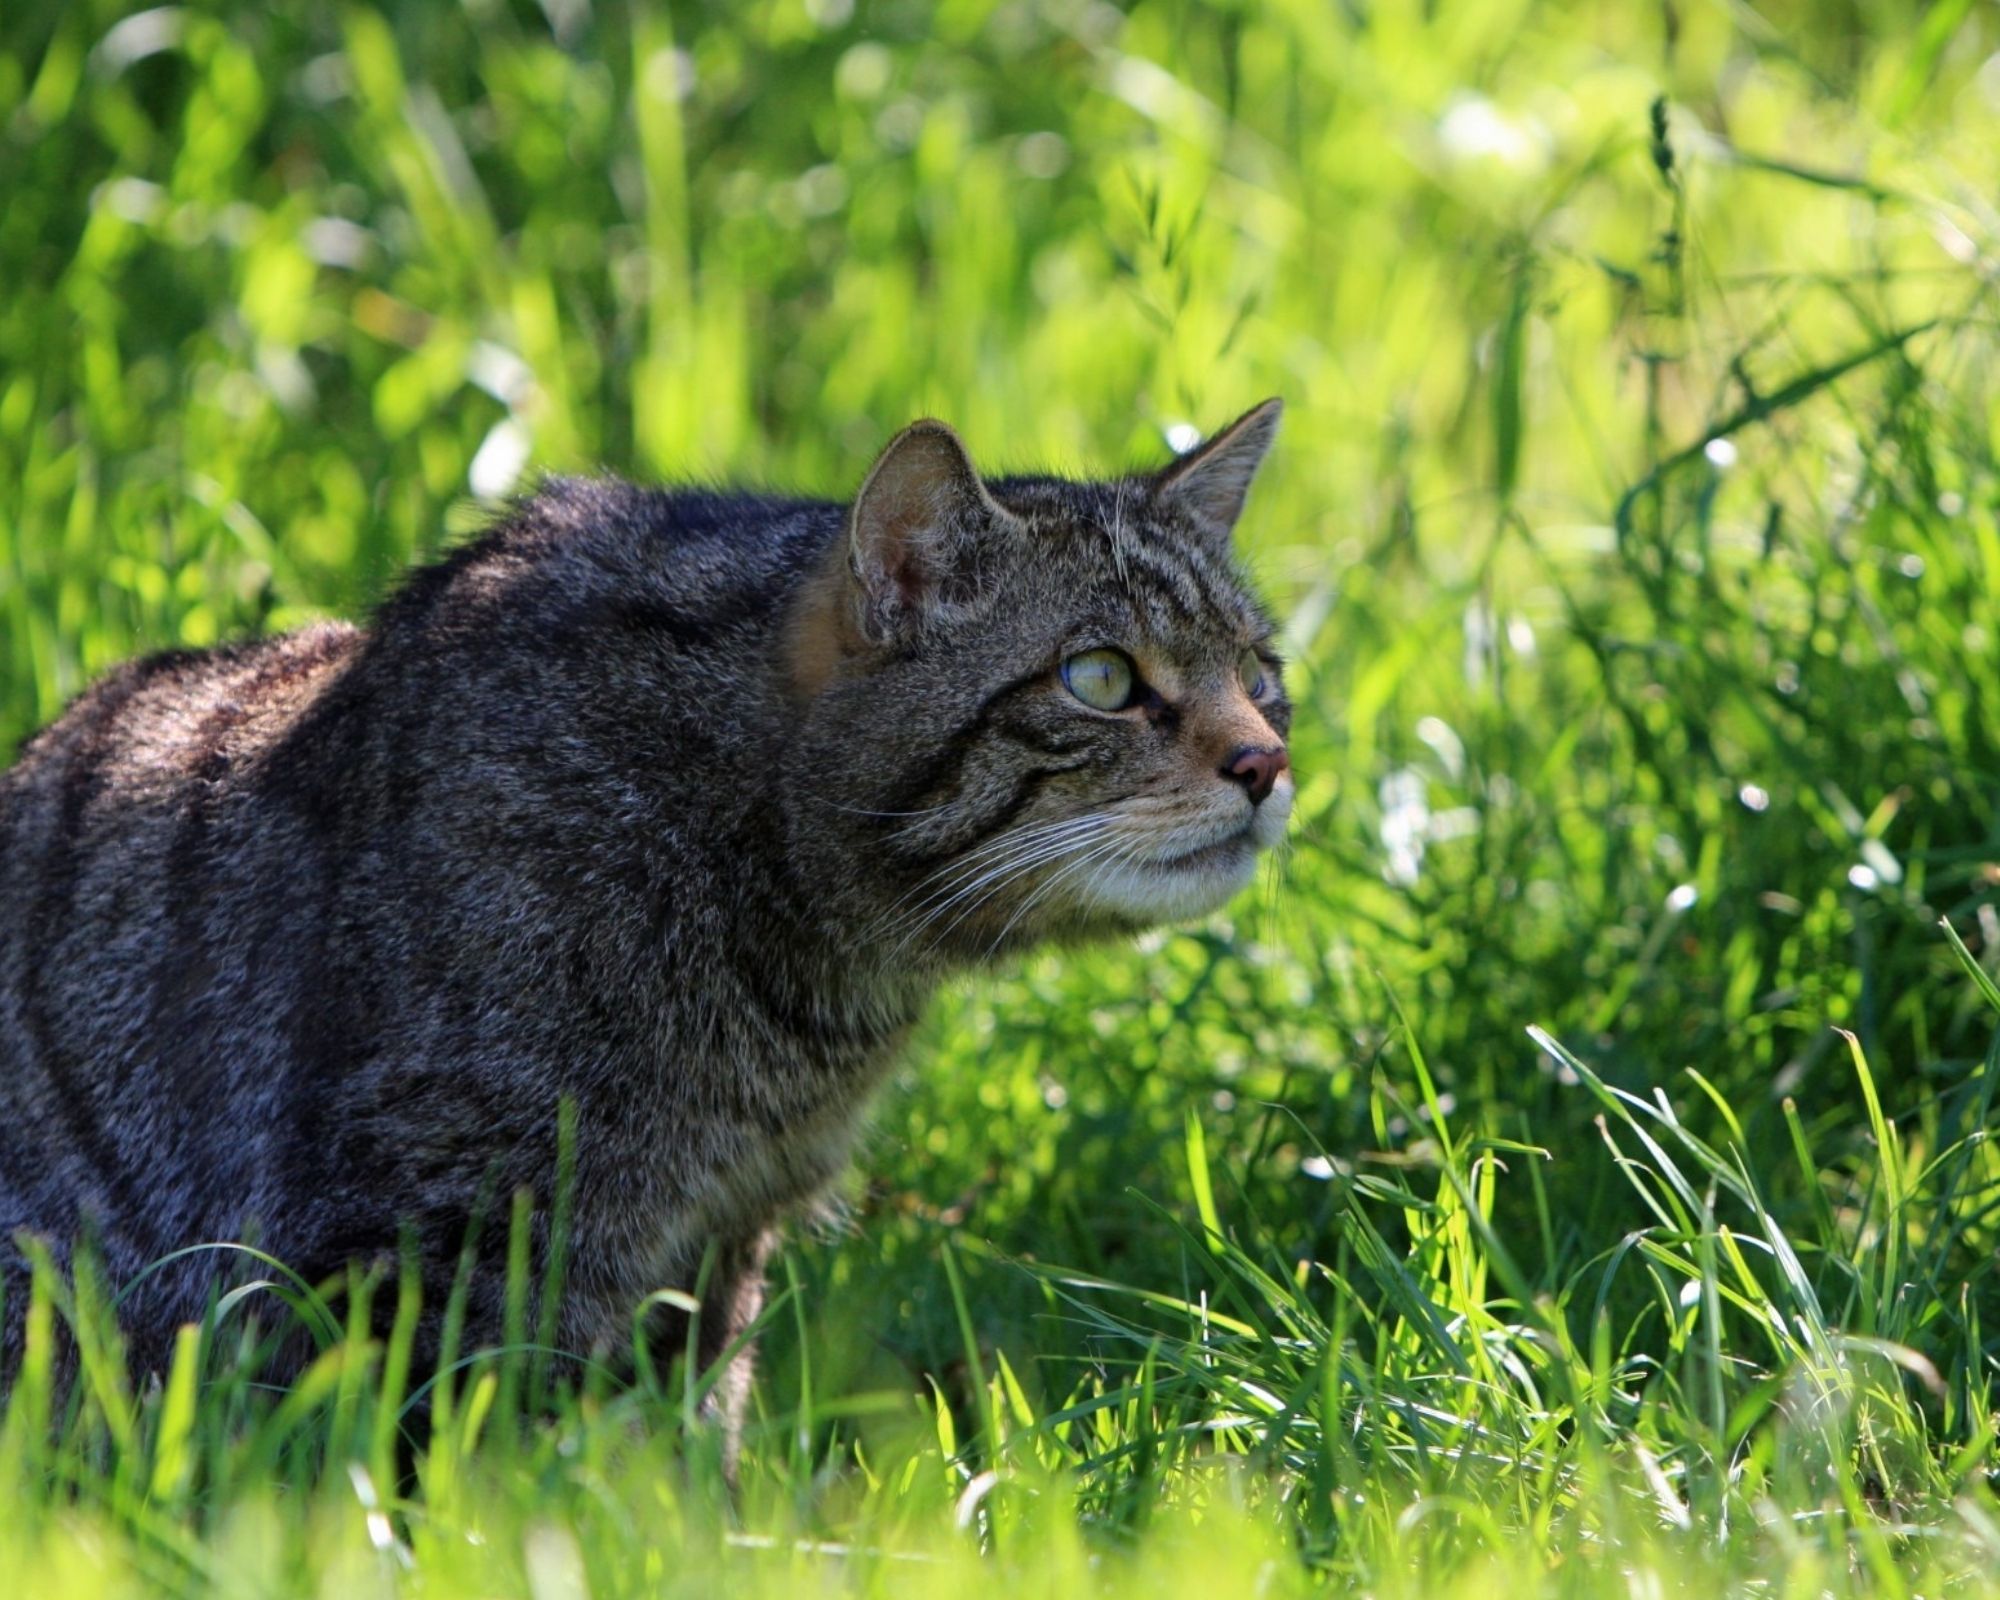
[[1062, 649, 1136, 711], [1239, 649, 1269, 699]]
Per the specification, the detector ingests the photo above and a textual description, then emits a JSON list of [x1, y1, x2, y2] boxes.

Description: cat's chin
[[1073, 830, 1267, 926]]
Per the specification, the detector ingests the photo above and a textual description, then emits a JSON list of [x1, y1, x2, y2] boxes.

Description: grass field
[[7, 0, 2000, 1593]]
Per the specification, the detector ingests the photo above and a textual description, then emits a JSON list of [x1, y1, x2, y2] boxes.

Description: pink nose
[[1223, 745, 1289, 805]]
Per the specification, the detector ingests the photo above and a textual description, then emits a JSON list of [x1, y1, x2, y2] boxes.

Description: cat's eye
[[1239, 649, 1270, 700], [1062, 649, 1136, 712]]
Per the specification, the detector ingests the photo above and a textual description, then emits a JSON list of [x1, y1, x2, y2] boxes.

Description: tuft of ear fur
[[1153, 398, 1283, 541], [847, 419, 1013, 638]]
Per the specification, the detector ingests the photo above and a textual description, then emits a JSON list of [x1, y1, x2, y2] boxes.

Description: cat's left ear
[[847, 419, 1017, 638], [1152, 398, 1283, 542]]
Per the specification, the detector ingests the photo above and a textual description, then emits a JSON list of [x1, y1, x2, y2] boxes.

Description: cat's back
[[0, 622, 362, 1246], [4, 622, 361, 811], [2, 620, 364, 910], [2, 620, 363, 946]]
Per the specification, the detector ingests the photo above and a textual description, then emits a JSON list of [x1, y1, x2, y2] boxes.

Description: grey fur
[[0, 406, 1292, 1448]]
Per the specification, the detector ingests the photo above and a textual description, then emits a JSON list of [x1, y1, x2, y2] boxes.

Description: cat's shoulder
[[403, 475, 837, 585], [518, 474, 837, 561]]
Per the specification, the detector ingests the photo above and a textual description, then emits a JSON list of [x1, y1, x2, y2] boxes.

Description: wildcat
[[0, 400, 1293, 1455]]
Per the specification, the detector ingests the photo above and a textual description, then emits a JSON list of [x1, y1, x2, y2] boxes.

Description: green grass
[[7, 0, 2000, 1593]]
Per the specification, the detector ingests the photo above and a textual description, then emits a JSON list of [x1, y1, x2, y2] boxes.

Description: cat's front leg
[[694, 1227, 776, 1485]]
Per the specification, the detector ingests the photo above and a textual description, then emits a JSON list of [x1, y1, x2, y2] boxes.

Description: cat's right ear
[[846, 420, 1015, 640], [1152, 398, 1283, 544]]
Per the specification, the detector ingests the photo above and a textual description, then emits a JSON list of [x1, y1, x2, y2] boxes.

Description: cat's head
[[787, 400, 1291, 963]]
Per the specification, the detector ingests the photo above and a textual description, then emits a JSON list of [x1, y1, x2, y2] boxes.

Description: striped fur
[[0, 405, 1291, 1450]]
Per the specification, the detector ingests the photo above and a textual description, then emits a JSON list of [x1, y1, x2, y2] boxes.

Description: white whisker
[[813, 797, 953, 820], [1085, 836, 1150, 917], [876, 812, 1112, 924], [897, 821, 1126, 959], [980, 832, 1133, 958], [861, 815, 1103, 941], [894, 835, 1107, 954], [874, 816, 1113, 953]]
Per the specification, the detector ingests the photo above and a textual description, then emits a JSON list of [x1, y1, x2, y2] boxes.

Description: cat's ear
[[847, 419, 1014, 636], [1152, 398, 1283, 542]]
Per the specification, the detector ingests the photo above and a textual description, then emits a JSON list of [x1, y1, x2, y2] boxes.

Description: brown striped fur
[[0, 403, 1293, 1450]]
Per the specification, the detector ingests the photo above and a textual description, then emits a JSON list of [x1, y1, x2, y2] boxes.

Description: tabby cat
[[0, 400, 1293, 1450]]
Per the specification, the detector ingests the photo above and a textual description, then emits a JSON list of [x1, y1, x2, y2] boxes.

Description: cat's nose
[[1222, 745, 1288, 806]]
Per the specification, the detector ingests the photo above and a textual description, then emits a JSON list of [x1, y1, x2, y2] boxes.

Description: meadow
[[5, 0, 2000, 1593]]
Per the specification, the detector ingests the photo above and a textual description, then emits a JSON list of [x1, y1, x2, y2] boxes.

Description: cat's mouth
[[1149, 827, 1259, 872], [1144, 778, 1292, 872]]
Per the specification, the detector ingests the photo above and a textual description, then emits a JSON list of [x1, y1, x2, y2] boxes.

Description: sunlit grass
[[6, 0, 2000, 1593]]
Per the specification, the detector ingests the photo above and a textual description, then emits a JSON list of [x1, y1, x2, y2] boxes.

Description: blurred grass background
[[8, 0, 2000, 1594]]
